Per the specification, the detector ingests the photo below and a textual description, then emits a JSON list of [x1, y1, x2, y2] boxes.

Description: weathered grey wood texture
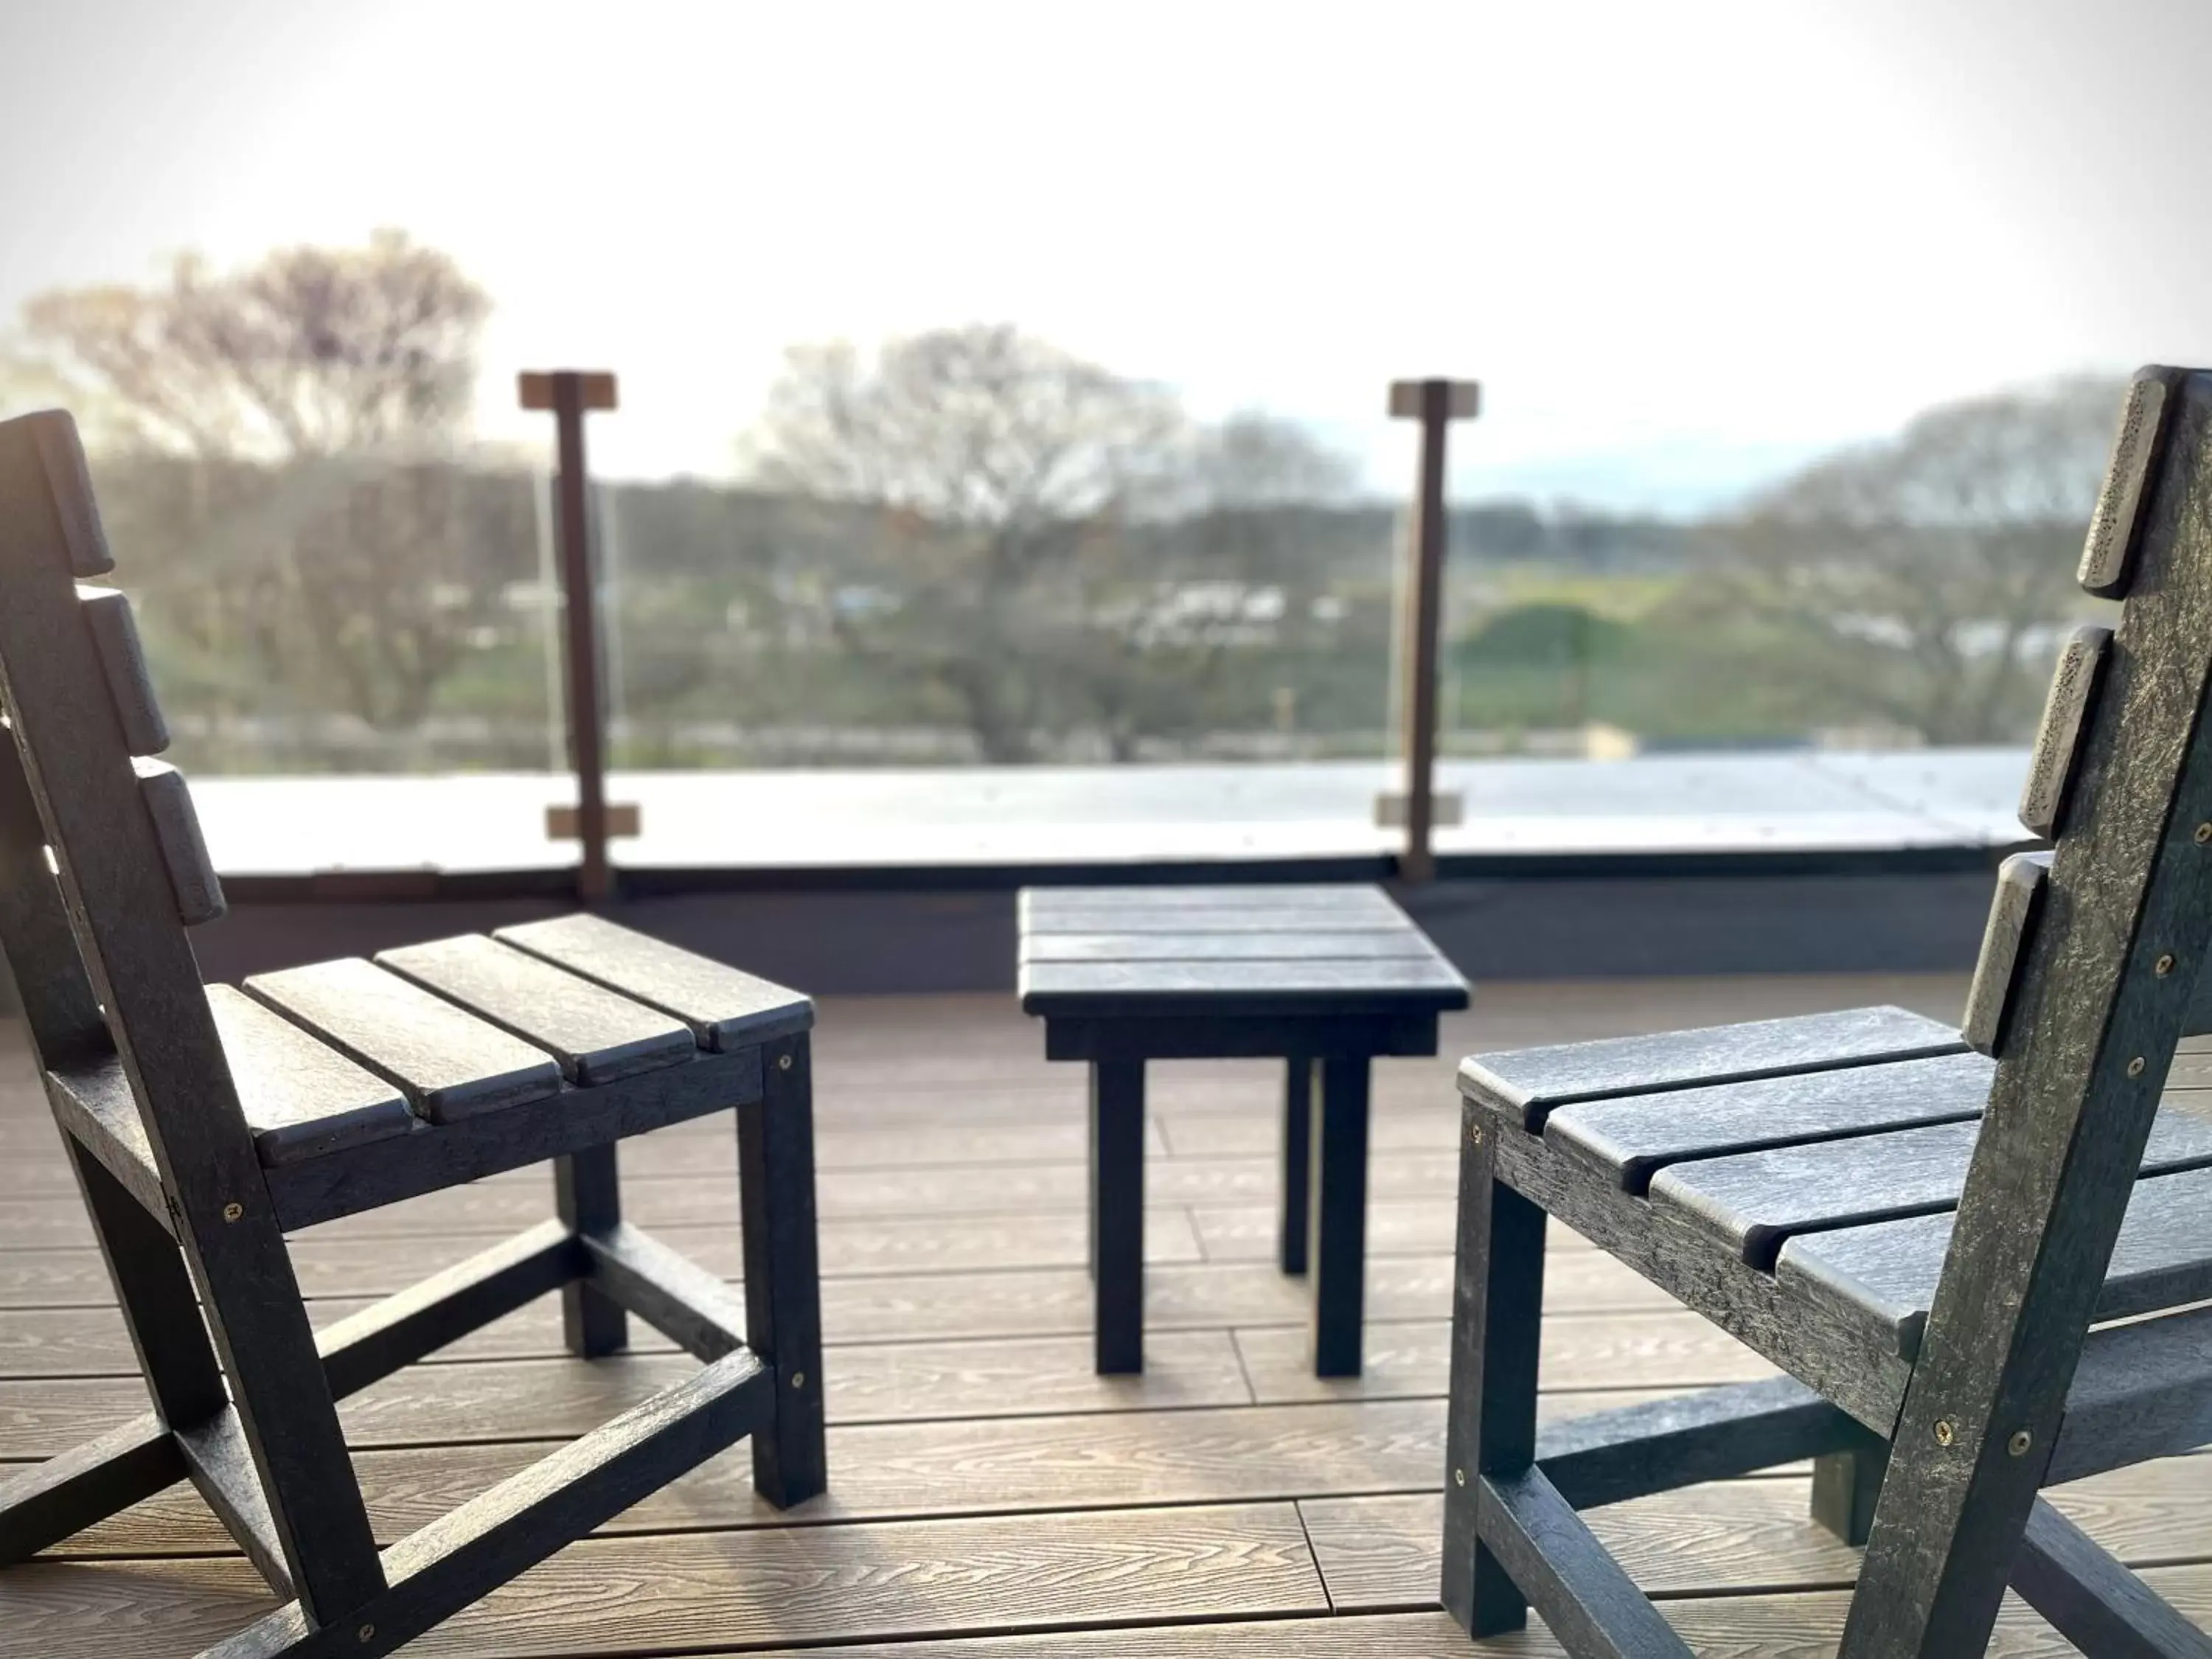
[[2018, 625, 2112, 841], [1020, 883, 1466, 1021], [1462, 1004, 1964, 1131], [1962, 850, 2053, 1056], [205, 987, 414, 1166], [498, 913, 813, 1049], [245, 957, 565, 1124], [1843, 365, 2212, 1655], [1020, 883, 1468, 1380], [0, 408, 826, 1659], [1544, 1049, 1994, 1193], [1778, 1162, 2212, 1358], [378, 934, 695, 1085], [1438, 367, 2212, 1659], [1648, 1097, 2212, 1267], [1023, 959, 1468, 1018]]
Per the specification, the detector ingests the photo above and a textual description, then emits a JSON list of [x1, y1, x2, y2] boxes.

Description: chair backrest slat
[[1920, 365, 2212, 1428], [27, 413, 114, 579], [1960, 850, 2051, 1058], [2017, 625, 2111, 842], [2079, 373, 2171, 597], [0, 408, 257, 1204], [78, 585, 170, 757], [134, 759, 226, 926]]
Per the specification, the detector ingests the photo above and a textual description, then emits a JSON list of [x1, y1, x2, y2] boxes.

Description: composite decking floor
[[0, 973, 2207, 1656]]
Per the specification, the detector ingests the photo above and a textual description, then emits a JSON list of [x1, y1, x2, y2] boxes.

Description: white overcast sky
[[4, 0, 2209, 509]]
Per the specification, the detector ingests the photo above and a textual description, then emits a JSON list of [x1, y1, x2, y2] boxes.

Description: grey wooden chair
[[1442, 366, 2212, 1657], [0, 410, 826, 1657]]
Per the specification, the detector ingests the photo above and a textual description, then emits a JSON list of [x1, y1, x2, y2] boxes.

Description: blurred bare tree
[[744, 324, 1192, 761], [1071, 411, 1363, 759], [1694, 378, 2121, 745], [7, 232, 503, 742], [744, 329, 1371, 761], [13, 229, 486, 458]]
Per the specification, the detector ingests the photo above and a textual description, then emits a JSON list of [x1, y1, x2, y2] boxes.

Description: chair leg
[[1310, 1054, 1371, 1377], [1441, 1104, 1548, 1639], [555, 1144, 630, 1357], [184, 1178, 387, 1621], [1811, 1441, 1888, 1546], [1090, 1057, 1147, 1375], [0, 1147, 212, 1565], [1279, 1054, 1312, 1276], [737, 1032, 827, 1507], [68, 1139, 229, 1428]]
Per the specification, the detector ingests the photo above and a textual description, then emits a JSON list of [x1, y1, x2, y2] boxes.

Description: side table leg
[[1091, 1058, 1147, 1374], [1279, 1054, 1313, 1276], [1311, 1054, 1371, 1377]]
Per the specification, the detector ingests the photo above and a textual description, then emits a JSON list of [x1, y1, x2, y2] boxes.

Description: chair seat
[[209, 916, 810, 1168], [1462, 1006, 2212, 1380]]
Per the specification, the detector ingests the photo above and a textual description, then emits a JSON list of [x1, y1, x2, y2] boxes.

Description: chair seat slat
[[1460, 1005, 1966, 1132], [243, 958, 562, 1123], [1543, 1049, 1994, 1194], [1777, 1163, 2212, 1360], [495, 915, 812, 1051], [206, 985, 416, 1166], [376, 934, 696, 1085], [1649, 1097, 2212, 1267]]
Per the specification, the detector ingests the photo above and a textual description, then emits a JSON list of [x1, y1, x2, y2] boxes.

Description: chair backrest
[[1947, 366, 2212, 1350], [0, 409, 260, 1193]]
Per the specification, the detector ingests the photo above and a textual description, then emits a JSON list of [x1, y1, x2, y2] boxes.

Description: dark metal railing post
[[1387, 378, 1480, 883], [521, 369, 619, 905]]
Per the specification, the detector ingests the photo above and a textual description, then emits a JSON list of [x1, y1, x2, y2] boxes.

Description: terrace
[[7, 974, 2209, 1656], [7, 4, 2211, 1654]]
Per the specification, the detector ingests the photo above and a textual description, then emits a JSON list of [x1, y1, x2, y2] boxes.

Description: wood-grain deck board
[[3, 974, 2204, 1655]]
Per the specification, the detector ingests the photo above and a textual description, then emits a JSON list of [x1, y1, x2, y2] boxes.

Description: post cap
[[519, 371, 619, 412], [1388, 379, 1480, 420]]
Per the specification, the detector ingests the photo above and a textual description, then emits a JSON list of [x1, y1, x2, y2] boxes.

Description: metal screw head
[[1467, 1124, 1484, 1147], [1933, 1418, 1955, 1447], [2127, 1056, 2147, 1078], [791, 1370, 806, 1390], [1453, 1467, 1467, 1487], [2157, 954, 2177, 977], [221, 1202, 243, 1222], [777, 1054, 793, 1071], [358, 1624, 375, 1644], [2007, 1428, 2034, 1458], [2198, 823, 2212, 844]]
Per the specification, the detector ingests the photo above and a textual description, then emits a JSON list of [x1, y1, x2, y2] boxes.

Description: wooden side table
[[1018, 884, 1470, 1377]]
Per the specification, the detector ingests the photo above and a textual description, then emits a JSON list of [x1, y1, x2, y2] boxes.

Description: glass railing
[[1422, 380, 2119, 856], [80, 447, 572, 874], [97, 451, 560, 776], [13, 285, 2126, 880], [591, 355, 1411, 866]]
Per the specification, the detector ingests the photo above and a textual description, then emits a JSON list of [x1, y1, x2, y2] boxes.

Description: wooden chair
[[1441, 366, 2212, 1657], [0, 411, 826, 1657]]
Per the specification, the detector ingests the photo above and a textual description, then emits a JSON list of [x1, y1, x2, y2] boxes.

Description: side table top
[[1018, 883, 1470, 1020]]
